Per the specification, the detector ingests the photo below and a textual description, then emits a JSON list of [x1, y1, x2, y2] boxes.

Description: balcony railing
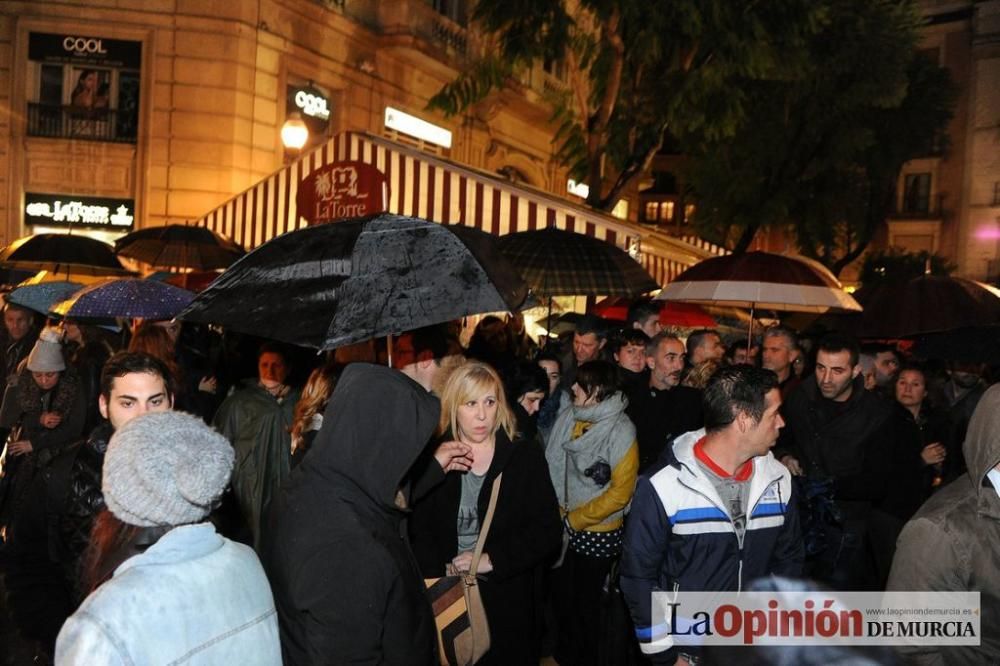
[[889, 193, 945, 220], [27, 103, 137, 144]]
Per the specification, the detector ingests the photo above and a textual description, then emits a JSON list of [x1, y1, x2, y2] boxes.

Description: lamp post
[[280, 111, 309, 161]]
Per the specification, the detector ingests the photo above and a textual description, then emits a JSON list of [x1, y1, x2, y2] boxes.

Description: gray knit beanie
[[26, 326, 65, 373], [102, 411, 234, 527]]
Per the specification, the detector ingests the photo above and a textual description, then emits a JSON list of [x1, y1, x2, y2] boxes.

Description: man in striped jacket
[[621, 365, 804, 665]]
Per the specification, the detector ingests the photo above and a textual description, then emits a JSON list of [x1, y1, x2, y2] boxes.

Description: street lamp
[[280, 112, 309, 156]]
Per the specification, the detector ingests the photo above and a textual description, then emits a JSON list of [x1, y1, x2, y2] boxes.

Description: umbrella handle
[[386, 334, 393, 368], [747, 303, 755, 355]]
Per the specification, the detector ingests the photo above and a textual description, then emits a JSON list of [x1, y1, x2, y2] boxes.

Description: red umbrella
[[591, 297, 718, 327]]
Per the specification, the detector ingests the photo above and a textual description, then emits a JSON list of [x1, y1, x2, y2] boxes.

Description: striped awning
[[194, 131, 720, 286]]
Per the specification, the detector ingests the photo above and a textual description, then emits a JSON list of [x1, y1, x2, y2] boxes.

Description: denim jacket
[[55, 523, 281, 665]]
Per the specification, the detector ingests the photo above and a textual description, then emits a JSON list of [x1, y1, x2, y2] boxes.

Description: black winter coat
[[409, 430, 562, 665], [262, 364, 440, 666], [626, 384, 703, 472]]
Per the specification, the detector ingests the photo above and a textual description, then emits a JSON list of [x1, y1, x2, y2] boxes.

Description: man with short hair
[[872, 345, 900, 389], [626, 332, 703, 472], [391, 324, 454, 393], [778, 332, 896, 589], [3, 352, 175, 658], [685, 329, 724, 366], [1, 303, 39, 382], [761, 326, 801, 398], [214, 343, 301, 550], [627, 300, 663, 339], [560, 315, 608, 391], [622, 365, 803, 665]]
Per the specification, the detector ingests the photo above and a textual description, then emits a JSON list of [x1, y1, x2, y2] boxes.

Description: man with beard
[[627, 332, 703, 472], [778, 332, 896, 589]]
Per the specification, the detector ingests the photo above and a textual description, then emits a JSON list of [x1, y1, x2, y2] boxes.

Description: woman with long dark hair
[[409, 361, 562, 665]]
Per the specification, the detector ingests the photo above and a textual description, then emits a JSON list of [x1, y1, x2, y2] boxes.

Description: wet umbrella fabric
[[656, 252, 861, 313], [496, 227, 659, 297], [839, 276, 1000, 339], [115, 225, 245, 270], [908, 325, 1000, 364], [180, 214, 531, 349], [0, 233, 129, 275], [5, 281, 83, 316], [50, 278, 195, 320]]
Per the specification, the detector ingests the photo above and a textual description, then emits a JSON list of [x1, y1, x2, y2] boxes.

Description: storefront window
[[26, 32, 142, 143]]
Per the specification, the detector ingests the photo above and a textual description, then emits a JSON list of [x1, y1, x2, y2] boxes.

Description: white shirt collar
[[986, 468, 1000, 500]]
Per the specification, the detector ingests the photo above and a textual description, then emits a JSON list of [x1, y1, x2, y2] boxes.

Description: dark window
[[903, 173, 931, 214], [39, 65, 62, 105]]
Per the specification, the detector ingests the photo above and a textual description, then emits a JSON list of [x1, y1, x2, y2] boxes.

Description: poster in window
[[70, 68, 111, 110]]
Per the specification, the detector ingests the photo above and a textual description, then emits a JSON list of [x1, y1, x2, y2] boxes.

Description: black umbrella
[[819, 275, 1000, 339], [496, 227, 659, 297], [114, 224, 245, 270], [0, 233, 129, 276], [180, 214, 531, 349], [908, 325, 1000, 364]]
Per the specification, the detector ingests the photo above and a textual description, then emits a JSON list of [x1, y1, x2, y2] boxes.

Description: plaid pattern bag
[[425, 473, 502, 666]]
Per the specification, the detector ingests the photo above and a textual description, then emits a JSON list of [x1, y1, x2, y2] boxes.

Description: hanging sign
[[296, 161, 388, 224], [24, 192, 135, 229]]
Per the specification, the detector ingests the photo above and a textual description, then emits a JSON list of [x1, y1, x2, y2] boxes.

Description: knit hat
[[102, 411, 234, 527], [26, 326, 65, 373]]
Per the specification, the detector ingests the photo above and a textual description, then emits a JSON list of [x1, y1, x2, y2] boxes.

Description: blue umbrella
[[6, 281, 83, 316], [51, 278, 195, 321]]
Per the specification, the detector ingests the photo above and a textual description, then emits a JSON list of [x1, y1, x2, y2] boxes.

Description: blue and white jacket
[[620, 429, 804, 663]]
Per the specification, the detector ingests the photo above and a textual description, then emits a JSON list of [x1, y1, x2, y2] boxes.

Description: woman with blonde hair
[[289, 361, 339, 466], [409, 360, 562, 665]]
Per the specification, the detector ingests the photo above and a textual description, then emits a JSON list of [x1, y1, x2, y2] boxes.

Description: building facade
[[0, 0, 598, 246], [888, 0, 999, 281]]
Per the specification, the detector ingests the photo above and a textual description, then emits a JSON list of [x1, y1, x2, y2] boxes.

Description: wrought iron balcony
[[27, 103, 137, 144]]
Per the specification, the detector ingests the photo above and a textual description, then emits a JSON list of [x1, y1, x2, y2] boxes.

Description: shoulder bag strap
[[469, 472, 502, 576]]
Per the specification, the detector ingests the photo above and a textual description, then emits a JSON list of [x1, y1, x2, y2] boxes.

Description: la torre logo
[[25, 195, 133, 228], [294, 90, 330, 120], [63, 36, 107, 54]]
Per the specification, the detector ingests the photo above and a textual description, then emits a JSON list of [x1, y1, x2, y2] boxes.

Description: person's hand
[[434, 440, 473, 473], [779, 455, 803, 476], [8, 440, 33, 456], [39, 412, 62, 429], [921, 442, 947, 466], [452, 550, 492, 574], [198, 376, 218, 394]]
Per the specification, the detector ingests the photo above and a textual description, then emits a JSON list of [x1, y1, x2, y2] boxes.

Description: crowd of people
[[0, 296, 997, 665]]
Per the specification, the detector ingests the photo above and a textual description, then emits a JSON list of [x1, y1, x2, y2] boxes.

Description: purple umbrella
[[50, 278, 194, 321]]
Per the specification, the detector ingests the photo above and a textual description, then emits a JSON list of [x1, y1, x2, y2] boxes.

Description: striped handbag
[[425, 473, 502, 666]]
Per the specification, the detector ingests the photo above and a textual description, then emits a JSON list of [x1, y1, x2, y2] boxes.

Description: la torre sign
[[24, 193, 135, 230]]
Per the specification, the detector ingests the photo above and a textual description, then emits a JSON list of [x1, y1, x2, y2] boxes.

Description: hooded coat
[[213, 379, 300, 550], [887, 383, 1000, 665], [261, 364, 440, 666]]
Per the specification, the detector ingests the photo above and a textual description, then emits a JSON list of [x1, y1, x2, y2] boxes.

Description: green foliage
[[683, 0, 956, 274], [429, 0, 824, 210], [860, 247, 955, 287]]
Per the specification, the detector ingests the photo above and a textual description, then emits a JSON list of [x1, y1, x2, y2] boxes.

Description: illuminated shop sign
[[384, 106, 452, 149], [287, 85, 331, 137], [24, 193, 135, 229], [28, 32, 142, 69]]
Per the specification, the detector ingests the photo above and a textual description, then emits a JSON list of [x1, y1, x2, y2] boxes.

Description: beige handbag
[[425, 473, 502, 666]]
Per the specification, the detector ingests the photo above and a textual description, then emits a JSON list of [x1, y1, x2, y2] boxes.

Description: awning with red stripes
[[194, 131, 720, 285]]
